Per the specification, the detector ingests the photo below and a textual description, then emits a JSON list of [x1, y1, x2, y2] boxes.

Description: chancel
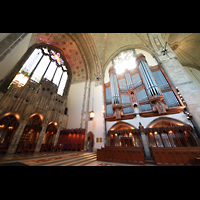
[[0, 33, 200, 166]]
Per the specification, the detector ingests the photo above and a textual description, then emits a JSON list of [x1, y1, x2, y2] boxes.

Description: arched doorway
[[108, 122, 142, 147], [41, 121, 57, 152], [0, 113, 20, 154], [87, 132, 94, 152], [16, 113, 43, 153]]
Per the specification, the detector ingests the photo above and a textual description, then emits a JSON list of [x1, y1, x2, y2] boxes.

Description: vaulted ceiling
[[161, 33, 200, 69], [29, 33, 200, 83]]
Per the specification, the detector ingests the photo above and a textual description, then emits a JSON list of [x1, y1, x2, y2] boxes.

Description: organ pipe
[[138, 60, 161, 97], [110, 73, 120, 104], [125, 72, 134, 89]]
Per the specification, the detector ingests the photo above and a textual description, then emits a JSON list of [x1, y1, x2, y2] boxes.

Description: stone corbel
[[150, 95, 168, 115], [112, 104, 123, 120]]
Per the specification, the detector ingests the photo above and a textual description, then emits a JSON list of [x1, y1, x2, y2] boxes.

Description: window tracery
[[10, 47, 68, 96]]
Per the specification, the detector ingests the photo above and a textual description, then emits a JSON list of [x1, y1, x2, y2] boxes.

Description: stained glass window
[[10, 47, 68, 96], [50, 50, 64, 65]]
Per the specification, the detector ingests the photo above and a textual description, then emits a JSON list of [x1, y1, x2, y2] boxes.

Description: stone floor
[[0, 151, 147, 166]]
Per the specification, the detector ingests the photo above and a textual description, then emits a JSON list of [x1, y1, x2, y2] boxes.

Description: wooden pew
[[0, 143, 9, 153], [150, 147, 200, 166], [97, 146, 145, 165]]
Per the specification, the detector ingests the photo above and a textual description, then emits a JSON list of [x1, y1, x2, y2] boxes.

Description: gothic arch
[[0, 112, 20, 146], [0, 112, 21, 121], [103, 45, 155, 75], [146, 117, 187, 128], [109, 121, 137, 131], [146, 117, 200, 147], [0, 43, 72, 96], [29, 112, 44, 122], [87, 131, 94, 152]]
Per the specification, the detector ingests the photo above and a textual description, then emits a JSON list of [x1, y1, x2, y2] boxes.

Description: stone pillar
[[155, 50, 200, 135], [53, 127, 62, 145], [34, 124, 47, 153], [139, 122, 151, 157], [6, 119, 28, 155]]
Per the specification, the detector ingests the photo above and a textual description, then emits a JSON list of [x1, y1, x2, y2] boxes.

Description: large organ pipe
[[125, 72, 133, 89], [139, 60, 161, 97], [110, 73, 120, 104]]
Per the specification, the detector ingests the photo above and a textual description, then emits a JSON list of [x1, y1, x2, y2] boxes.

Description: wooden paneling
[[150, 147, 200, 166], [58, 129, 85, 151], [97, 146, 145, 165]]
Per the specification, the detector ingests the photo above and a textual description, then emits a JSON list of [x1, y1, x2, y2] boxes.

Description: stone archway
[[0, 112, 20, 153], [146, 117, 186, 128], [87, 132, 94, 152], [109, 121, 137, 131]]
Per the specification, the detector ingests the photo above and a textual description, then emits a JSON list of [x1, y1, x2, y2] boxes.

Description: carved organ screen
[[104, 52, 185, 121]]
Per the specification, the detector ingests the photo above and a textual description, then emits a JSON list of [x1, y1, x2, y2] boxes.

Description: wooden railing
[[97, 146, 145, 165], [150, 147, 200, 166]]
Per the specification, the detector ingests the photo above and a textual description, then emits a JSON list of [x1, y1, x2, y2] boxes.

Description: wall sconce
[[12, 72, 29, 87], [89, 111, 95, 120], [8, 126, 14, 130], [176, 87, 193, 121], [175, 87, 187, 105], [183, 109, 192, 120], [0, 124, 5, 128]]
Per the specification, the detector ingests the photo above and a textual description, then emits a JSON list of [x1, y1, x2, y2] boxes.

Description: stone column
[[34, 124, 47, 153], [139, 122, 151, 157], [6, 119, 28, 155], [155, 50, 200, 135], [53, 127, 62, 145], [148, 33, 200, 136]]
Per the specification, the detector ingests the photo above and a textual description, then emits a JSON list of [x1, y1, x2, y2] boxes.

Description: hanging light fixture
[[89, 84, 95, 120], [12, 72, 29, 87], [89, 110, 95, 120]]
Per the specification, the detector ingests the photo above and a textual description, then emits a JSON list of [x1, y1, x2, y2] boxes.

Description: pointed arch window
[[9, 47, 68, 96], [113, 50, 136, 74]]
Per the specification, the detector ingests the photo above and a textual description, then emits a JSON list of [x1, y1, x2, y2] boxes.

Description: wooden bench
[[97, 146, 145, 165], [0, 143, 9, 153], [194, 157, 200, 166], [150, 147, 200, 166]]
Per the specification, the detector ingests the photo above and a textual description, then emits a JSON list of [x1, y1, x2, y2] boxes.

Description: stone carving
[[112, 104, 123, 120], [150, 95, 168, 115]]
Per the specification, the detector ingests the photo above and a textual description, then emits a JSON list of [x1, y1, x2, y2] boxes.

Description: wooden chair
[[30, 143, 36, 152], [51, 144, 57, 152], [62, 144, 68, 151], [47, 143, 53, 151], [22, 141, 31, 153], [67, 143, 72, 151], [16, 143, 23, 153], [40, 144, 47, 152], [57, 144, 63, 152], [0, 143, 9, 153]]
